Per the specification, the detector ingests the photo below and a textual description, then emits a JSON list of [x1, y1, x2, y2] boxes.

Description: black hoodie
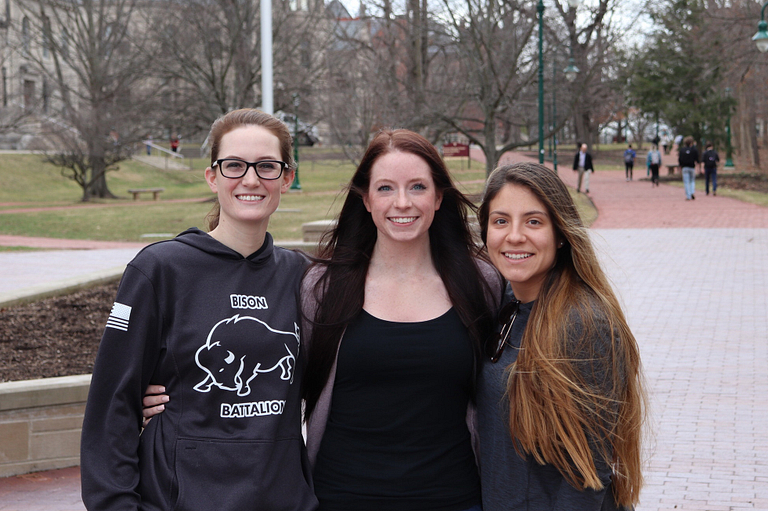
[[81, 228, 318, 511]]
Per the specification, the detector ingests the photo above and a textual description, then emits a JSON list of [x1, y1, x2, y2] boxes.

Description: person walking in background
[[170, 134, 180, 153], [678, 136, 699, 200], [702, 143, 720, 196], [145, 134, 153, 156], [572, 143, 594, 193], [647, 144, 662, 187], [624, 144, 636, 181], [662, 134, 670, 154]]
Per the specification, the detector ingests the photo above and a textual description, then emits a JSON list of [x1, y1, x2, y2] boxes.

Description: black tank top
[[313, 308, 480, 511]]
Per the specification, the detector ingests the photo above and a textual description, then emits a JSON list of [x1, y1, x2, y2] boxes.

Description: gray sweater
[[477, 284, 626, 511]]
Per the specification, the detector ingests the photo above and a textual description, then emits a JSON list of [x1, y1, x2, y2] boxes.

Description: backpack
[[624, 150, 634, 163], [650, 151, 660, 165]]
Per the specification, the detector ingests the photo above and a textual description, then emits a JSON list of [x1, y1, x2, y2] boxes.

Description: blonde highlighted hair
[[478, 162, 647, 507]]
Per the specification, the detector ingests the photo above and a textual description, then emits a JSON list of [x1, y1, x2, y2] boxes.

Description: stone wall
[[0, 375, 90, 478]]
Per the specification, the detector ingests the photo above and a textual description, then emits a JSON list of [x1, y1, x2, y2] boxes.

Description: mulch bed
[[0, 281, 118, 383]]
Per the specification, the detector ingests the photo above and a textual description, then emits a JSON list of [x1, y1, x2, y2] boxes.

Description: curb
[[0, 266, 125, 308]]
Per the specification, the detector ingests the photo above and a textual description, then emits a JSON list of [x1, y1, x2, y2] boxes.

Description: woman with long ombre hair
[[301, 129, 502, 511], [476, 162, 646, 510]]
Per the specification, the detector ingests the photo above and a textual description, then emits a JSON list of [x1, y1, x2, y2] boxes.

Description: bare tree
[[554, 0, 624, 148], [148, 0, 334, 137], [429, 0, 541, 175], [16, 0, 161, 200]]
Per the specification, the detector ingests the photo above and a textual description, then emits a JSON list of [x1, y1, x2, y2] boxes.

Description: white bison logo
[[194, 315, 300, 397]]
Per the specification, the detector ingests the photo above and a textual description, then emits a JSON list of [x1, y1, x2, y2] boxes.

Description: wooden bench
[[128, 188, 165, 201], [665, 164, 677, 175]]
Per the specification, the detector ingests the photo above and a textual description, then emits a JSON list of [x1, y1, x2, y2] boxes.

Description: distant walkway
[[0, 197, 207, 216], [474, 147, 768, 228], [0, 235, 146, 250]]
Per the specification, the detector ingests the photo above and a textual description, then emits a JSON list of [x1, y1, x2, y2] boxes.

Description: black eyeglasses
[[212, 159, 287, 180], [491, 299, 520, 363]]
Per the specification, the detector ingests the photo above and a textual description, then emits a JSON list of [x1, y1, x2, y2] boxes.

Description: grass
[[0, 150, 598, 243], [713, 188, 768, 207], [662, 176, 768, 207], [0, 246, 47, 252]]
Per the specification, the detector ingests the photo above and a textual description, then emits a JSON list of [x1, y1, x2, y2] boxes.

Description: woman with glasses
[[475, 162, 646, 511], [300, 129, 502, 511], [80, 109, 318, 511]]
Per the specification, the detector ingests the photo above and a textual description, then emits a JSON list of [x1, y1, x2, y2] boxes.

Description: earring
[[558, 241, 564, 248]]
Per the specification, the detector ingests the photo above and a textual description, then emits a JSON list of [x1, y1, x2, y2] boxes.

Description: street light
[[724, 87, 734, 168], [753, 1, 768, 52], [563, 55, 579, 83], [537, 0, 545, 163], [290, 93, 302, 190], [538, 0, 579, 164]]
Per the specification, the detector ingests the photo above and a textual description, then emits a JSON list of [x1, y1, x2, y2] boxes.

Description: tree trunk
[[738, 82, 760, 167], [573, 109, 593, 148], [86, 156, 116, 200], [484, 118, 498, 177]]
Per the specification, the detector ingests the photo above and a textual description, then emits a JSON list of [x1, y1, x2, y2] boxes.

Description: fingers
[[142, 385, 169, 420], [145, 384, 166, 396], [143, 393, 168, 409]]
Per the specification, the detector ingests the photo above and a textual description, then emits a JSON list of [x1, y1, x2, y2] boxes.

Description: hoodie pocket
[[173, 437, 316, 511]]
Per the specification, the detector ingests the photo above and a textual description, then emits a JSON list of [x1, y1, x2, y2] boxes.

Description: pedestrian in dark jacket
[[646, 144, 662, 187], [623, 144, 636, 181], [702, 143, 720, 196], [572, 143, 594, 193], [678, 136, 699, 200]]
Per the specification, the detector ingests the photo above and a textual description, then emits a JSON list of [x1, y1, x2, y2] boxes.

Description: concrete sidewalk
[[1, 153, 767, 511]]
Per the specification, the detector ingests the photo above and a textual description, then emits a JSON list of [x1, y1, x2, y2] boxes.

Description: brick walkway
[[1, 150, 767, 510]]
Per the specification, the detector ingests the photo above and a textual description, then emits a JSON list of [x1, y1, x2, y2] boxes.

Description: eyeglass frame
[[211, 158, 289, 180], [490, 299, 521, 363]]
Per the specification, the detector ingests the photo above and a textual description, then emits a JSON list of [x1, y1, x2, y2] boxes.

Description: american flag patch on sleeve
[[106, 302, 132, 332]]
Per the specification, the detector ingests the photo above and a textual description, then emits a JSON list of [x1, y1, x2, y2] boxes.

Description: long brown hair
[[205, 109, 296, 230], [478, 162, 646, 507], [302, 129, 496, 419]]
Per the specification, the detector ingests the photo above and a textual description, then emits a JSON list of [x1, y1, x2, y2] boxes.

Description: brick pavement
[[1, 151, 767, 510], [0, 468, 83, 511]]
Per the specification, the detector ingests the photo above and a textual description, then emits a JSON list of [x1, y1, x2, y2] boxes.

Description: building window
[[23, 80, 35, 110], [61, 29, 69, 58], [22, 17, 30, 57], [42, 15, 51, 58], [43, 77, 49, 113]]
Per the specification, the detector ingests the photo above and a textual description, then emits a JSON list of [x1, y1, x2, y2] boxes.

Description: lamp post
[[753, 1, 768, 52], [724, 87, 734, 168], [537, 0, 545, 163], [550, 61, 555, 168], [290, 93, 302, 190]]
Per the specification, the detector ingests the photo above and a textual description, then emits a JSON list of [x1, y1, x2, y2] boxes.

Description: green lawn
[[0, 150, 597, 243]]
